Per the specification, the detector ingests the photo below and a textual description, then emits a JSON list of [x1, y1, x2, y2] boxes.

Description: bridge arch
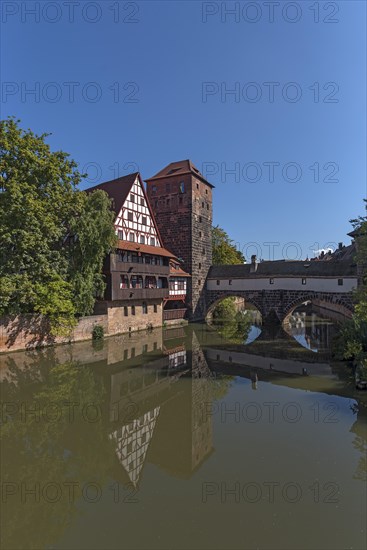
[[283, 292, 354, 322], [205, 292, 263, 322]]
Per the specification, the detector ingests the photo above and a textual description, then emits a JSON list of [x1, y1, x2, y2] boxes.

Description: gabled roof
[[169, 264, 191, 277], [85, 172, 165, 247], [85, 173, 139, 215], [145, 159, 215, 188], [208, 260, 357, 279]]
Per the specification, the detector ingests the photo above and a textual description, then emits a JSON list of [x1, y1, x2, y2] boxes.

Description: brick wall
[[146, 173, 213, 321]]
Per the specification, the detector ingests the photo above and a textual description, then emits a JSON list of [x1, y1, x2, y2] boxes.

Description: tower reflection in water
[[105, 326, 218, 487]]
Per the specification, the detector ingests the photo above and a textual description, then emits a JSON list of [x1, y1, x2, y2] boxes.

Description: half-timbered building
[[87, 172, 186, 333]]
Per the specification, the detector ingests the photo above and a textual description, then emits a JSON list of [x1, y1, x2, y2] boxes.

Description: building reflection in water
[[0, 319, 366, 550], [105, 326, 216, 486]]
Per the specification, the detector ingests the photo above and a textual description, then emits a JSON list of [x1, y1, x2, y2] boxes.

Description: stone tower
[[145, 160, 214, 320]]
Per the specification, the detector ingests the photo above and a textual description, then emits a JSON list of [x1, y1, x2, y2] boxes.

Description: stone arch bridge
[[204, 260, 357, 323]]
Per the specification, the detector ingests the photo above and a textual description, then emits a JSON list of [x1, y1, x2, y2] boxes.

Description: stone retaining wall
[[0, 300, 165, 353]]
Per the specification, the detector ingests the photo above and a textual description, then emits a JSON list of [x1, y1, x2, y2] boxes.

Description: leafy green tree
[[0, 118, 116, 333], [212, 225, 245, 265], [350, 199, 367, 325], [333, 201, 367, 377]]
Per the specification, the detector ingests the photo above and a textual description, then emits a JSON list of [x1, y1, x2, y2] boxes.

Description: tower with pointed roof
[[146, 160, 214, 320]]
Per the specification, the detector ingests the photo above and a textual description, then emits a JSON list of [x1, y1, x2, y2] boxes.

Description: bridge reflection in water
[[0, 315, 366, 550]]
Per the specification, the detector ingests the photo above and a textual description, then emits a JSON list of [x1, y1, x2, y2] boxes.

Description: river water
[[0, 310, 366, 550]]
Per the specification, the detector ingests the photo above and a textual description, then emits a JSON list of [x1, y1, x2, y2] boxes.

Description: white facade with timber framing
[[114, 174, 162, 247]]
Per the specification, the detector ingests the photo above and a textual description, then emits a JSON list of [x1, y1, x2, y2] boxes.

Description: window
[[142, 302, 148, 314], [302, 278, 306, 285], [129, 232, 135, 242], [154, 304, 158, 313], [145, 276, 157, 289], [130, 193, 134, 202], [179, 181, 185, 193], [130, 275, 143, 288], [166, 183, 171, 192], [142, 344, 148, 353], [127, 212, 133, 221], [202, 202, 204, 208], [140, 235, 145, 244], [120, 275, 129, 289], [131, 305, 135, 315], [142, 216, 147, 225], [152, 185, 157, 193], [199, 263, 201, 269], [198, 280, 201, 285], [199, 231, 202, 238], [229, 280, 232, 285], [179, 196, 183, 205], [131, 347, 135, 358], [338, 279, 343, 286], [150, 237, 155, 246], [140, 197, 145, 206], [196, 183, 199, 189], [124, 306, 128, 317], [123, 349, 128, 360], [118, 230, 123, 240], [199, 216, 202, 223], [216, 280, 220, 286], [207, 204, 209, 210], [206, 189, 208, 195], [269, 278, 274, 285], [166, 198, 170, 206]]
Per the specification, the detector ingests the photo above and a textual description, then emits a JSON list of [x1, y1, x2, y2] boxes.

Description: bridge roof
[[208, 260, 357, 279]]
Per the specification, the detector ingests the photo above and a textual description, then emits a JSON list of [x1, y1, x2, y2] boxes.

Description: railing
[[114, 288, 168, 301], [163, 309, 187, 321], [109, 256, 170, 276]]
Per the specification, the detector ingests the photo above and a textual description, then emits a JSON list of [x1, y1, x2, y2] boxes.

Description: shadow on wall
[[0, 315, 56, 351]]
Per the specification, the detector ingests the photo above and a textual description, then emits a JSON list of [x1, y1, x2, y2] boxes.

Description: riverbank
[[0, 310, 186, 354]]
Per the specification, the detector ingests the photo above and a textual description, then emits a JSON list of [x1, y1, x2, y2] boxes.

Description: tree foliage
[[0, 118, 117, 333], [333, 201, 367, 372], [212, 225, 245, 265]]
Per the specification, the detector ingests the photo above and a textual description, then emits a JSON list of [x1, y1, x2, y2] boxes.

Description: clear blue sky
[[1, 0, 366, 260]]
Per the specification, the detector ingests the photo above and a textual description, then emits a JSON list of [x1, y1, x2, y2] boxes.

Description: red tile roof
[[145, 159, 214, 188], [117, 240, 178, 259], [169, 265, 191, 277], [85, 173, 138, 215]]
